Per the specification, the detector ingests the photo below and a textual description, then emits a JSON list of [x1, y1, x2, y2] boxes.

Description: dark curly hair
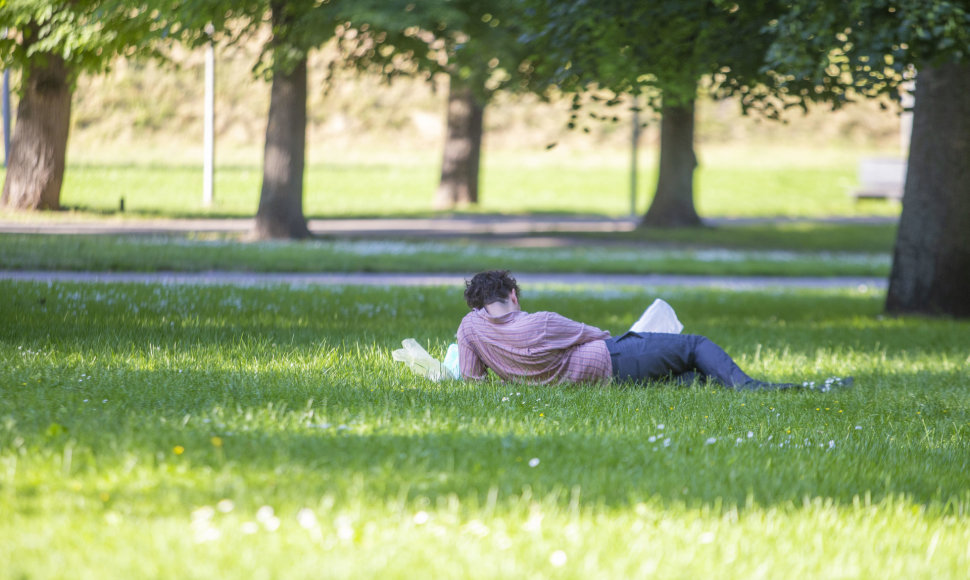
[[464, 270, 521, 310]]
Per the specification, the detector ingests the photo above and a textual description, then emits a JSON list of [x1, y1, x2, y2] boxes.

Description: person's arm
[[458, 339, 487, 380], [456, 321, 488, 381], [541, 312, 611, 349]]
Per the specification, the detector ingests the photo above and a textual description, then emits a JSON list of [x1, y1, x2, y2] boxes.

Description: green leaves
[[763, 0, 970, 108], [0, 1, 170, 81], [520, 0, 790, 117]]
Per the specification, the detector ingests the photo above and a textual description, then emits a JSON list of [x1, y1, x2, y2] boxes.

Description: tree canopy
[[763, 0, 970, 109], [523, 0, 786, 116], [0, 0, 165, 78]]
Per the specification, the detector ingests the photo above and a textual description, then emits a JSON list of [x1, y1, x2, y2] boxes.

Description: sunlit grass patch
[[1, 281, 967, 578]]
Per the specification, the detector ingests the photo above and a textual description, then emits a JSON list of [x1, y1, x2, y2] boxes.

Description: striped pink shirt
[[456, 309, 613, 384]]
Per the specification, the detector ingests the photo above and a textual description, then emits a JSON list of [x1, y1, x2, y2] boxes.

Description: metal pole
[[629, 96, 641, 217], [2, 69, 10, 168], [202, 30, 215, 207], [2, 27, 10, 168]]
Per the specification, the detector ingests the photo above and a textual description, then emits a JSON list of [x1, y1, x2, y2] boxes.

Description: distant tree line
[[0, 0, 967, 317]]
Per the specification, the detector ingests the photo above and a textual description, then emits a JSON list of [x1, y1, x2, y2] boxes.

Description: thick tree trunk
[[433, 76, 484, 210], [640, 100, 702, 228], [885, 63, 970, 318], [0, 53, 71, 211], [252, 54, 310, 240]]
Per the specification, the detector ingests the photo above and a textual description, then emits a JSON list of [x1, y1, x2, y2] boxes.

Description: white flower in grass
[[463, 520, 490, 538], [297, 508, 318, 530], [522, 512, 544, 532], [657, 424, 665, 430], [699, 531, 715, 544], [648, 436, 657, 443], [216, 499, 235, 513], [528, 457, 540, 467], [336, 516, 355, 539], [828, 440, 836, 449], [192, 506, 215, 522], [194, 526, 221, 543], [550, 550, 568, 567], [257, 505, 280, 532], [663, 438, 671, 447], [190, 506, 221, 543], [747, 431, 754, 438], [241, 522, 259, 534], [855, 426, 863, 430], [413, 511, 430, 525], [256, 505, 275, 522], [705, 437, 717, 445]]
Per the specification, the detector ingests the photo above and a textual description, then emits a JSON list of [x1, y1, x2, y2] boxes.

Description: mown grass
[[1, 280, 968, 578], [0, 221, 895, 278], [0, 145, 902, 219]]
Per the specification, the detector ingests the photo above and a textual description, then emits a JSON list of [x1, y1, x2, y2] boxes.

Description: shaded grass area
[[599, 220, 897, 253], [1, 281, 968, 578], [0, 221, 895, 277]]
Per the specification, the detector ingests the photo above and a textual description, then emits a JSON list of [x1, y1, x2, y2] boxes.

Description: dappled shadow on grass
[[601, 221, 898, 253], [6, 363, 968, 516]]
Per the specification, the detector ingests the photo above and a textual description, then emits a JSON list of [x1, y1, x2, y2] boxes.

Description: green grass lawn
[[2, 280, 968, 578], [0, 146, 902, 219]]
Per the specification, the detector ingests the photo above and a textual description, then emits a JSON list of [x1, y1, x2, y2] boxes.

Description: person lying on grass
[[457, 270, 851, 390]]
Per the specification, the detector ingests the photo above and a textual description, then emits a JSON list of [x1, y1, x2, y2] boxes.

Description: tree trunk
[[433, 75, 484, 210], [885, 63, 970, 318], [253, 0, 310, 240], [252, 51, 310, 240], [640, 99, 702, 228], [0, 53, 71, 211]]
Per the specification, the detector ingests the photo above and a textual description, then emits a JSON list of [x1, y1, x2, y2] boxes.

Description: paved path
[[0, 270, 887, 290]]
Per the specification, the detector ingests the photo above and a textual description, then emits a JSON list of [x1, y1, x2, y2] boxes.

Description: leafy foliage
[[333, 0, 537, 100], [521, 0, 789, 118], [763, 0, 970, 109], [0, 0, 168, 85]]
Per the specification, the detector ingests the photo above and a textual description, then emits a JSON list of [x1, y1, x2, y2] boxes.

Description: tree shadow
[[7, 361, 967, 515]]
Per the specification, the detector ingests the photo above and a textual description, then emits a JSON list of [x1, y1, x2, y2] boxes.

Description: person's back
[[456, 307, 611, 384]]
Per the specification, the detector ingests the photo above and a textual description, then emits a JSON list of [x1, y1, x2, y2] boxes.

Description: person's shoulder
[[535, 310, 575, 323], [457, 309, 482, 330], [461, 309, 485, 321]]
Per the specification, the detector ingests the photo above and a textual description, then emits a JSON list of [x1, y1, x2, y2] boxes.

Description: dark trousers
[[605, 332, 754, 388]]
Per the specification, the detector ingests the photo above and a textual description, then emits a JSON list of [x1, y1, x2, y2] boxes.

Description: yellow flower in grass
[[173, 445, 185, 455], [211, 436, 223, 448]]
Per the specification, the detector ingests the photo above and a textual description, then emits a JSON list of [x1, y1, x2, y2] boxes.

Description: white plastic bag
[[629, 299, 684, 334], [392, 339, 459, 382]]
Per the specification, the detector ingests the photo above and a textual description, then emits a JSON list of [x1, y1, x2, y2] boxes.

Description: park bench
[[852, 157, 907, 202]]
